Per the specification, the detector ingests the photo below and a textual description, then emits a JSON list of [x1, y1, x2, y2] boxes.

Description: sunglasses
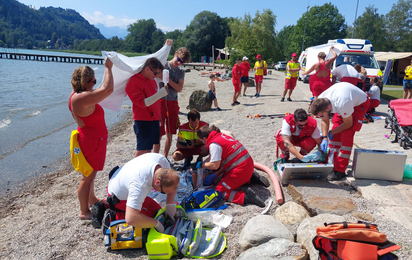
[[297, 122, 308, 128], [149, 67, 160, 76], [177, 57, 184, 64], [160, 182, 166, 194], [89, 79, 97, 84]]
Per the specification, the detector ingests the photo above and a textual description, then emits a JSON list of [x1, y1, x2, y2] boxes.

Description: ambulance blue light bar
[[337, 39, 345, 44]]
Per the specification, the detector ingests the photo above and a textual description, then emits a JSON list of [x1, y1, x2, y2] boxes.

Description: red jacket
[[125, 73, 161, 121], [283, 114, 317, 138], [232, 64, 242, 85], [206, 131, 252, 171]]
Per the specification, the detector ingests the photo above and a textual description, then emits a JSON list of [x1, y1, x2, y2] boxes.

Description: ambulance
[[298, 39, 382, 90]]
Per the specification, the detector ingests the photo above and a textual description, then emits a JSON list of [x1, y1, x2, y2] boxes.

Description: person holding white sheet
[[126, 57, 168, 158]]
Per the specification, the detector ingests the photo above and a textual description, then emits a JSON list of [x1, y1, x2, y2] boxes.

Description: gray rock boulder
[[237, 238, 308, 260], [248, 78, 255, 86], [275, 201, 310, 225], [238, 215, 294, 250], [296, 214, 345, 259], [188, 90, 212, 111]]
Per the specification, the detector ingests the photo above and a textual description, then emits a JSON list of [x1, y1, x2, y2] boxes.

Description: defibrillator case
[[104, 219, 144, 250]]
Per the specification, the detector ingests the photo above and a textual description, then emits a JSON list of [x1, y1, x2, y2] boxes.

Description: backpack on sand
[[312, 222, 401, 260]]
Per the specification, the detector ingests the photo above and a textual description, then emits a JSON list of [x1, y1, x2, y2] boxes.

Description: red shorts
[[285, 77, 298, 90], [78, 135, 107, 171], [174, 145, 204, 158], [255, 75, 263, 83], [160, 100, 180, 136], [340, 77, 358, 86], [233, 84, 240, 92], [275, 134, 317, 155], [368, 99, 380, 112], [312, 77, 332, 96]]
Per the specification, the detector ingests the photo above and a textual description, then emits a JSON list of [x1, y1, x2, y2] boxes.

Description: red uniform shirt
[[232, 64, 242, 85], [126, 73, 161, 121], [240, 62, 251, 77]]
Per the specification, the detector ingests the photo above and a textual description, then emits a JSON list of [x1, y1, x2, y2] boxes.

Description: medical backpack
[[312, 222, 401, 260]]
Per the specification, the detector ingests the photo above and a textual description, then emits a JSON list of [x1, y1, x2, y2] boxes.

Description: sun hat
[[242, 56, 248, 61]]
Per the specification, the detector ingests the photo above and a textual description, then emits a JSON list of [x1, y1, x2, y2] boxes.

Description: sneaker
[[216, 107, 222, 111], [91, 202, 107, 228], [327, 170, 346, 181], [231, 103, 236, 106], [183, 155, 193, 168], [243, 94, 246, 96], [256, 93, 260, 97], [250, 171, 270, 187], [234, 101, 240, 105], [287, 97, 292, 101], [244, 187, 266, 207], [281, 97, 285, 102]]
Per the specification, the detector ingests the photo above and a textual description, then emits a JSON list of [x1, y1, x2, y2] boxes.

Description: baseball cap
[[256, 54, 261, 59], [242, 56, 248, 61], [291, 53, 297, 57]]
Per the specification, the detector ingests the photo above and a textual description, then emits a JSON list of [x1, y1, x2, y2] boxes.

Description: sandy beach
[[1, 67, 411, 259]]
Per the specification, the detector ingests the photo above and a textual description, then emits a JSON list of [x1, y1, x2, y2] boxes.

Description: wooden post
[[212, 45, 215, 71]]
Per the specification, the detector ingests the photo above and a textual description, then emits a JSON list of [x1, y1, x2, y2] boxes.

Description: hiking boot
[[327, 170, 346, 181], [244, 187, 265, 207], [287, 97, 292, 101], [281, 97, 285, 102], [91, 202, 106, 228], [250, 171, 270, 187], [183, 155, 193, 168]]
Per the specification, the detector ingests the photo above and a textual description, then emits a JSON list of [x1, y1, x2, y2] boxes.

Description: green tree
[[289, 3, 346, 55], [165, 29, 183, 54], [226, 9, 278, 64], [181, 11, 230, 61], [353, 5, 387, 51], [276, 25, 295, 61], [124, 19, 157, 53], [150, 29, 165, 53], [385, 0, 412, 51]]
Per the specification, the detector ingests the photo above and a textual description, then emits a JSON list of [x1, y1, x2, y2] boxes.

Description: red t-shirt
[[125, 73, 161, 121], [232, 64, 242, 84], [239, 62, 251, 77]]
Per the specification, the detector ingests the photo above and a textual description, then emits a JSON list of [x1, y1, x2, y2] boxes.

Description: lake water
[[0, 49, 131, 197]]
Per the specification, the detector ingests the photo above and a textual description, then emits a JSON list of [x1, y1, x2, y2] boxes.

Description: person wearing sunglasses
[[310, 82, 369, 181], [275, 108, 322, 163], [159, 45, 191, 161], [106, 153, 180, 232], [126, 57, 168, 158], [68, 59, 114, 220]]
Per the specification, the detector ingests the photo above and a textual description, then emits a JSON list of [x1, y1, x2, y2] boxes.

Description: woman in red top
[[303, 46, 337, 99], [68, 58, 113, 220]]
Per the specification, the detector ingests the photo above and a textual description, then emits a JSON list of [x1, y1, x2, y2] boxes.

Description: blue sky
[[19, 0, 398, 33]]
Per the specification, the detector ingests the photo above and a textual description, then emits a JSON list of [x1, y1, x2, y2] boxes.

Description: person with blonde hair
[[68, 58, 114, 220]]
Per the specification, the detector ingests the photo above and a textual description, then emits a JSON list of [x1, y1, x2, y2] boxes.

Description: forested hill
[[0, 0, 105, 49]]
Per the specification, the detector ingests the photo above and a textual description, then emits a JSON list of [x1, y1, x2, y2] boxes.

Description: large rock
[[248, 78, 255, 86], [296, 214, 345, 259], [275, 201, 310, 225], [237, 238, 308, 260], [238, 215, 294, 250], [188, 90, 212, 111]]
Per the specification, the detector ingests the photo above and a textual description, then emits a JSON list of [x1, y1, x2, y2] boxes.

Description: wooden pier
[[0, 52, 104, 64]]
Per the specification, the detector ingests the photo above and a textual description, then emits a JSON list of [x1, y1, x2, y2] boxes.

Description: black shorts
[[133, 120, 160, 150], [209, 90, 216, 101], [240, 76, 249, 83]]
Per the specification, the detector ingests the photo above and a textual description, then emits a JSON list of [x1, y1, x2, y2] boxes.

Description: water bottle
[[404, 164, 412, 179], [163, 69, 169, 84]]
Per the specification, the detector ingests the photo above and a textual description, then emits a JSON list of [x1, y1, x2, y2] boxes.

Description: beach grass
[[381, 89, 404, 100]]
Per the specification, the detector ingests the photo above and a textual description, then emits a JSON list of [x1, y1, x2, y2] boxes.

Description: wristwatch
[[321, 135, 327, 139]]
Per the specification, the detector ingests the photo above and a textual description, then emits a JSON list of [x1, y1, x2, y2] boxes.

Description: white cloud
[[157, 23, 185, 32], [82, 11, 136, 28]]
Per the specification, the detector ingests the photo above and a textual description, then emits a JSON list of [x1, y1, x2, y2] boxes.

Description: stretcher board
[[277, 163, 334, 185]]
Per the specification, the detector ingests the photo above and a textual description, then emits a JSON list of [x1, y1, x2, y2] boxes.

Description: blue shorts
[[133, 120, 160, 151], [209, 90, 216, 101], [240, 76, 249, 83], [403, 79, 412, 89]]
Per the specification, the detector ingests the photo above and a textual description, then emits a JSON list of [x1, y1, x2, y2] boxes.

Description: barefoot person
[[69, 58, 114, 220]]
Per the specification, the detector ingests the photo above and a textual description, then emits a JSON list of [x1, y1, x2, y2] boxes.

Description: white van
[[299, 39, 382, 89]]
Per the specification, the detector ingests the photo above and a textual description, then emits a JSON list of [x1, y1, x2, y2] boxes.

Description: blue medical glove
[[301, 155, 311, 162], [196, 161, 203, 169], [310, 151, 322, 161], [320, 139, 328, 153], [327, 131, 334, 140]]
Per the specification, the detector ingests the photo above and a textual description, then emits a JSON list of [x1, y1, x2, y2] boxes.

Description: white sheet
[[305, 43, 342, 75], [98, 44, 171, 112]]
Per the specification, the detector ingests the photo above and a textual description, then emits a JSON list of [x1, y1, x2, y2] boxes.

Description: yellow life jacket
[[286, 60, 300, 79], [70, 130, 94, 177]]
